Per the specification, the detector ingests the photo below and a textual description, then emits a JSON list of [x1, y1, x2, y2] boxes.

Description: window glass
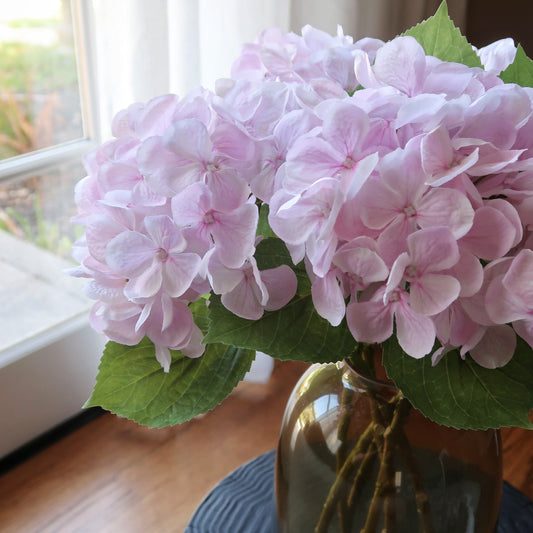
[[0, 0, 84, 160], [0, 161, 84, 258], [0, 0, 86, 256]]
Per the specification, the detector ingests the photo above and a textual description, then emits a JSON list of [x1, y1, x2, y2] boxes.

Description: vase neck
[[343, 346, 398, 395]]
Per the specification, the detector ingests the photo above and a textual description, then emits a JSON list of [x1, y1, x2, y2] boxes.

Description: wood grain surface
[[0, 360, 531, 533]]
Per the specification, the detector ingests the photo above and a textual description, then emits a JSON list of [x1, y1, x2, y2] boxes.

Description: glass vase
[[275, 359, 502, 533]]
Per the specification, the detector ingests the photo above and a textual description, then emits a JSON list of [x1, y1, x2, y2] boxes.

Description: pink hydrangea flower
[[204, 250, 297, 320], [105, 215, 201, 301], [385, 227, 461, 316], [346, 286, 436, 358], [70, 25, 533, 374], [171, 182, 258, 268]]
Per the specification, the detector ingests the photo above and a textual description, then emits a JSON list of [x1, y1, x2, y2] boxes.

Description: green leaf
[[190, 297, 210, 333], [403, 1, 482, 68], [500, 44, 533, 87], [205, 294, 355, 364], [382, 336, 533, 430], [85, 337, 255, 428], [204, 236, 354, 363], [256, 203, 276, 238]]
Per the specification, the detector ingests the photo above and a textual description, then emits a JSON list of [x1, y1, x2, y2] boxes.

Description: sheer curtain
[[88, 0, 468, 140]]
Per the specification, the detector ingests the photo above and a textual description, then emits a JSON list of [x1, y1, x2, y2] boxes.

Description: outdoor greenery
[[0, 7, 83, 257]]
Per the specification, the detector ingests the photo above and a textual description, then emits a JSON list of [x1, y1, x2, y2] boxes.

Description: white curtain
[[88, 0, 468, 140]]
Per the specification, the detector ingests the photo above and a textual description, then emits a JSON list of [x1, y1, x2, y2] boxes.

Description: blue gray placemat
[[185, 450, 533, 533]]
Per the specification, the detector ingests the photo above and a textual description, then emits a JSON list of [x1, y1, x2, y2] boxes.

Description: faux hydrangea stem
[[361, 396, 410, 533], [314, 422, 376, 533]]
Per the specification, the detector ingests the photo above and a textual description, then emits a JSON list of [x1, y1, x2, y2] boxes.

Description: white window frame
[[0, 0, 106, 460]]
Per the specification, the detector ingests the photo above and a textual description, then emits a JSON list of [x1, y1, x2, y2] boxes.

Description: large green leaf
[[382, 336, 533, 429], [85, 337, 255, 428], [403, 1, 482, 68], [204, 237, 354, 363], [500, 44, 533, 87], [205, 294, 354, 364]]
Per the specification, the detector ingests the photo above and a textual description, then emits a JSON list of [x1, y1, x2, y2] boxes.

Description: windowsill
[[0, 230, 91, 367], [0, 230, 105, 459]]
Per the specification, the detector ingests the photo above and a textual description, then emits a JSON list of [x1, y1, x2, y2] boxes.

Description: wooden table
[[0, 360, 531, 532]]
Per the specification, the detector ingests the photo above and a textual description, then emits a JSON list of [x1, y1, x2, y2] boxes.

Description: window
[[0, 0, 104, 459], [0, 0, 458, 459]]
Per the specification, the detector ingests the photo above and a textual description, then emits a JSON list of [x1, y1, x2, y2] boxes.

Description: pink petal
[[171, 182, 212, 226], [407, 227, 460, 272], [469, 325, 516, 369], [155, 345, 172, 372], [306, 234, 338, 278], [311, 271, 345, 326], [124, 260, 162, 300], [486, 274, 529, 324], [461, 258, 513, 326], [358, 178, 405, 230], [205, 251, 245, 295], [262, 265, 298, 312], [376, 217, 412, 267], [346, 298, 394, 344], [467, 149, 523, 177], [343, 152, 379, 200], [489, 199, 523, 248], [410, 273, 461, 316], [385, 252, 410, 300], [106, 231, 157, 277], [164, 118, 211, 162], [86, 214, 128, 263], [145, 215, 186, 253], [211, 121, 254, 160], [333, 241, 389, 286], [477, 38, 517, 74], [434, 301, 481, 348], [148, 299, 194, 350], [449, 250, 483, 297], [179, 323, 206, 358], [354, 52, 382, 89], [138, 137, 200, 196], [132, 180, 167, 207], [206, 169, 250, 211], [163, 254, 201, 297], [502, 249, 533, 305], [221, 278, 264, 320], [284, 137, 344, 193], [514, 319, 533, 350], [394, 299, 436, 358], [321, 102, 369, 156], [373, 36, 426, 96], [212, 204, 258, 268], [136, 94, 181, 139], [459, 205, 517, 260], [417, 188, 474, 239], [421, 126, 480, 186], [396, 94, 447, 129]]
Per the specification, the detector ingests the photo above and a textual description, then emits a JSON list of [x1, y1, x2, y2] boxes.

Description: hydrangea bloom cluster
[[71, 24, 533, 372]]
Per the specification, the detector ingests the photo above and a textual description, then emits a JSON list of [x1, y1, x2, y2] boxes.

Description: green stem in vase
[[315, 421, 377, 533], [345, 440, 378, 532], [360, 396, 411, 533], [336, 385, 355, 533], [396, 432, 435, 533]]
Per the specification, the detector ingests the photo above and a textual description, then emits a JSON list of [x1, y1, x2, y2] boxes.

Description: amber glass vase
[[275, 360, 503, 533]]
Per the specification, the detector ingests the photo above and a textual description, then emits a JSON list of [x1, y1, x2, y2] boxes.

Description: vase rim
[[342, 357, 398, 390]]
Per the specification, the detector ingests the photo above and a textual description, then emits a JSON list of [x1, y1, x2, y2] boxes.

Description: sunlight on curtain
[[89, 0, 467, 140]]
